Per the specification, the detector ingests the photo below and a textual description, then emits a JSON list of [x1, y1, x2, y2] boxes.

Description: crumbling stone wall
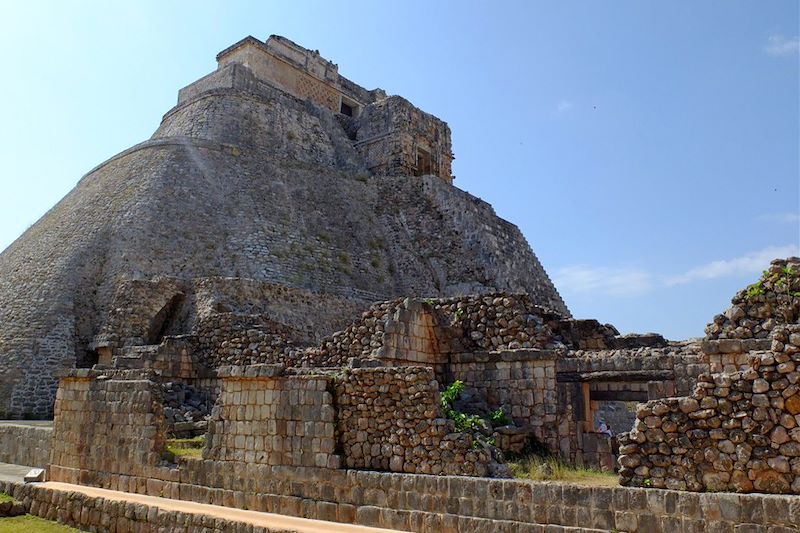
[[706, 257, 799, 340], [305, 294, 576, 368], [193, 313, 300, 367], [188, 277, 363, 345], [335, 366, 492, 476], [618, 325, 800, 493], [49, 369, 173, 487], [95, 277, 187, 355], [203, 365, 340, 469]]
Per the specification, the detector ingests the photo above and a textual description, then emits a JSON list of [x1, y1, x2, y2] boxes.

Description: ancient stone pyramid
[[0, 35, 567, 417]]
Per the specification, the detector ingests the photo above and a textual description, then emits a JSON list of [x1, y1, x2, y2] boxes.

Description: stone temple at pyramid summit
[[0, 34, 798, 533]]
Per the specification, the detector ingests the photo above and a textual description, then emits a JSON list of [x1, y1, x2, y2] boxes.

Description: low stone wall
[[17, 465, 799, 532], [0, 423, 52, 467], [204, 365, 340, 469], [618, 325, 800, 493], [49, 369, 172, 486], [0, 481, 289, 533], [336, 366, 491, 476]]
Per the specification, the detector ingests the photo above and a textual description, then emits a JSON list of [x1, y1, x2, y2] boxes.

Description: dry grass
[[507, 456, 618, 487]]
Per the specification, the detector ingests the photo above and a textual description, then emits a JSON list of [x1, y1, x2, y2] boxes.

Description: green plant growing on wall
[[746, 265, 800, 300], [746, 281, 764, 299], [489, 407, 511, 426], [440, 380, 482, 433]]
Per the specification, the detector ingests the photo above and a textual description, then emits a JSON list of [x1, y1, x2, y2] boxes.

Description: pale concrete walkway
[[0, 462, 31, 484], [40, 481, 410, 533], [0, 420, 53, 428]]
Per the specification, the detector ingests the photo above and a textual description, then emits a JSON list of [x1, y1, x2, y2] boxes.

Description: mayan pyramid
[[0, 35, 567, 417]]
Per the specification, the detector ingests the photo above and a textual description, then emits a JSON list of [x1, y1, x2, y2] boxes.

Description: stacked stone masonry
[[204, 365, 340, 469], [706, 258, 799, 340], [25, 468, 800, 532], [0, 481, 293, 533], [335, 366, 492, 476], [49, 369, 173, 486], [619, 324, 800, 494], [0, 423, 52, 468]]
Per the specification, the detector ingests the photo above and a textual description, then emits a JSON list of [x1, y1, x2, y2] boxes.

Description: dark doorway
[[147, 293, 185, 345], [415, 148, 432, 176]]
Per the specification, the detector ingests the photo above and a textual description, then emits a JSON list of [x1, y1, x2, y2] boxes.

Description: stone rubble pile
[[161, 381, 213, 437], [618, 324, 800, 494], [706, 258, 800, 340]]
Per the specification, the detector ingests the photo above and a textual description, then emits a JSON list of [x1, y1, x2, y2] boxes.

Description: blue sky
[[0, 1, 797, 340]]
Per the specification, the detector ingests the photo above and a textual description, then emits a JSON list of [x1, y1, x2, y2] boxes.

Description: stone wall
[[355, 96, 453, 182], [94, 277, 187, 354], [12, 467, 798, 532], [214, 36, 377, 115], [335, 366, 491, 476], [0, 423, 52, 467], [193, 313, 300, 368], [203, 365, 340, 469], [706, 257, 799, 340], [618, 324, 800, 494], [48, 369, 175, 487], [306, 293, 578, 369], [0, 481, 287, 533], [449, 350, 559, 452]]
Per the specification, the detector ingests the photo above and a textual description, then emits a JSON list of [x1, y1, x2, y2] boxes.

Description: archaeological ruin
[[0, 35, 798, 533]]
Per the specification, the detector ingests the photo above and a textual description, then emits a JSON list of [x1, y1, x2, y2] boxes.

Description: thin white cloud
[[554, 100, 574, 114], [555, 244, 800, 296], [665, 244, 800, 286], [757, 212, 800, 224], [764, 34, 800, 57], [553, 265, 654, 297]]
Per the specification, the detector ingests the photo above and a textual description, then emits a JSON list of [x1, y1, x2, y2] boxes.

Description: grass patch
[[166, 436, 204, 460], [0, 515, 83, 532], [507, 455, 618, 487], [168, 447, 203, 459], [0, 494, 14, 505], [167, 436, 205, 449]]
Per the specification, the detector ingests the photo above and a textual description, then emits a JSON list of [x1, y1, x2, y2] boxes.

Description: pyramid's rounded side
[[0, 82, 568, 417]]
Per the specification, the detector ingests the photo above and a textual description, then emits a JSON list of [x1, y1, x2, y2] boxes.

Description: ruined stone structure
[[1, 32, 799, 533], [0, 34, 567, 418], [619, 258, 800, 494]]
